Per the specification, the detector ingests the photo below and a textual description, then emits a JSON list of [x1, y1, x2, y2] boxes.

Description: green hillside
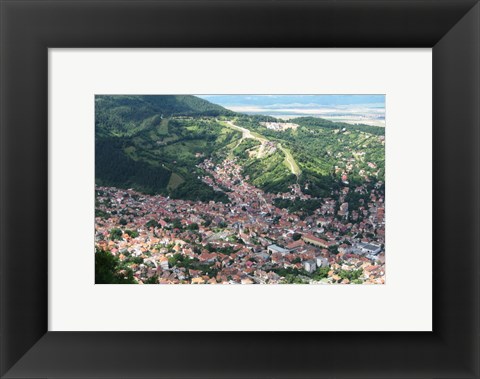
[[96, 95, 234, 137], [95, 95, 240, 202], [95, 95, 385, 204], [231, 115, 385, 197]]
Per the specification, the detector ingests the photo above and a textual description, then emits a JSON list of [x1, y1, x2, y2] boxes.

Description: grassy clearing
[[124, 146, 139, 161], [157, 118, 169, 135], [167, 172, 185, 190]]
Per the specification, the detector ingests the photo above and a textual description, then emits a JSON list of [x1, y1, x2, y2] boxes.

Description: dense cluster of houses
[[95, 158, 385, 284]]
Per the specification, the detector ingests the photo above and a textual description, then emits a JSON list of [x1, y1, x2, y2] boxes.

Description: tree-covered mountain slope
[[95, 95, 385, 204], [230, 115, 385, 198], [96, 95, 235, 137], [95, 95, 240, 202]]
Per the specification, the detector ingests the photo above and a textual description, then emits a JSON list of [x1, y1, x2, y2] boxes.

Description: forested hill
[[96, 95, 235, 137], [95, 95, 385, 204], [95, 95, 241, 202]]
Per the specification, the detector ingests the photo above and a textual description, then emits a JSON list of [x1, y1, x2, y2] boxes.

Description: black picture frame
[[1, 0, 479, 378]]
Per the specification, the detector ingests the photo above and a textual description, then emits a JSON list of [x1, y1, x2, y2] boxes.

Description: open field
[[167, 172, 184, 190]]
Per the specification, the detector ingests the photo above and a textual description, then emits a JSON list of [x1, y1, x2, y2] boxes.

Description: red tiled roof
[[302, 234, 333, 247]]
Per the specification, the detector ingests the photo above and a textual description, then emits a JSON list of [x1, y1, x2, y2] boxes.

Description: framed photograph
[[49, 49, 431, 332], [1, 1, 479, 378]]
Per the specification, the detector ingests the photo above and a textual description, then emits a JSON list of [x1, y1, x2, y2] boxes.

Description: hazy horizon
[[198, 95, 386, 127]]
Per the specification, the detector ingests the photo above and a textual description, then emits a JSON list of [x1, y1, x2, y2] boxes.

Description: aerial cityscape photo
[[95, 95, 385, 284]]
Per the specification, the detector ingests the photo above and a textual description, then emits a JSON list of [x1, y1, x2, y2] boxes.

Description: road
[[225, 120, 268, 143], [223, 120, 301, 177], [278, 143, 301, 176]]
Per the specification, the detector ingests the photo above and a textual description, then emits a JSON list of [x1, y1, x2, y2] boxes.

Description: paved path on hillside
[[277, 143, 302, 176], [223, 120, 301, 176], [225, 120, 268, 143]]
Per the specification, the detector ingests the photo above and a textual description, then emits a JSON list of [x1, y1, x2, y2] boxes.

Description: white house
[[315, 256, 329, 268], [303, 260, 317, 273]]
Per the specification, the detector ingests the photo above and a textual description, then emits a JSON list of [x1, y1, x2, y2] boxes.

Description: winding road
[[278, 143, 301, 176], [223, 120, 301, 176]]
